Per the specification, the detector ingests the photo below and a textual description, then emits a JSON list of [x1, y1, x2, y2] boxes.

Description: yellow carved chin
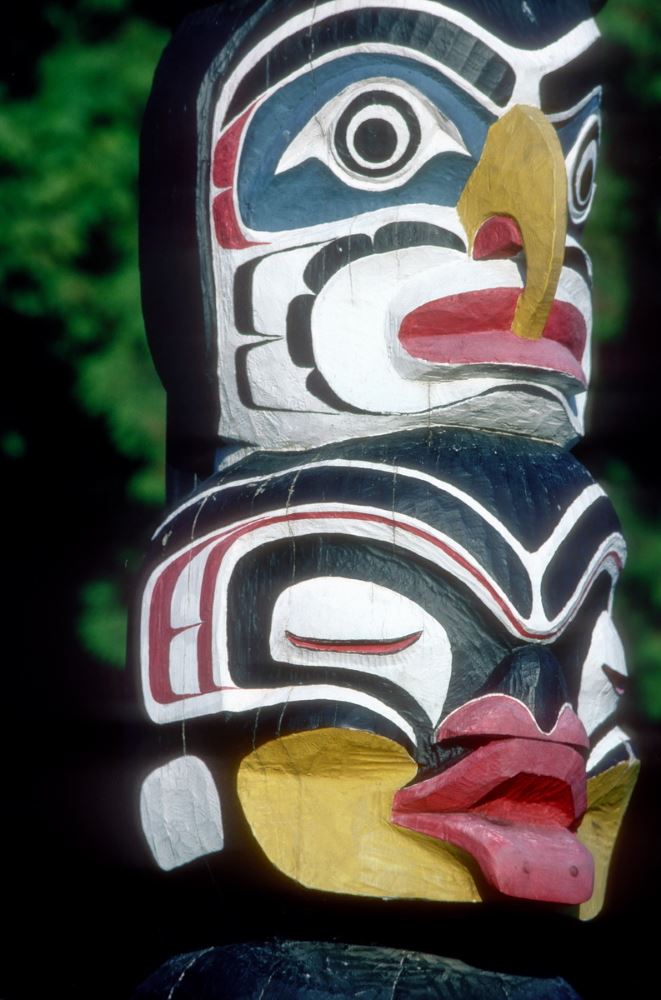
[[238, 728, 481, 903], [577, 758, 639, 921], [237, 727, 638, 917]]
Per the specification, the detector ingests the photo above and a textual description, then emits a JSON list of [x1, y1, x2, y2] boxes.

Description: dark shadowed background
[[2, 2, 659, 997]]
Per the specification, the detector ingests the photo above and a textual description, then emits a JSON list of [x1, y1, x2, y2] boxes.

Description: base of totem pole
[[133, 940, 581, 999]]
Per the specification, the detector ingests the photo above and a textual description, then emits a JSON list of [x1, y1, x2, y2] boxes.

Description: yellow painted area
[[238, 728, 637, 914], [237, 728, 482, 902], [577, 759, 640, 921], [457, 104, 567, 341]]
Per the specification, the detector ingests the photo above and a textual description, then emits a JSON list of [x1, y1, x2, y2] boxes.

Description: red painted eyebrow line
[[285, 630, 422, 655]]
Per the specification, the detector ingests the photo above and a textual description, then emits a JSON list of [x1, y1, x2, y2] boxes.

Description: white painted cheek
[[250, 244, 320, 337], [577, 610, 627, 737], [140, 757, 224, 871], [270, 577, 453, 724], [311, 249, 521, 412], [244, 339, 335, 413]]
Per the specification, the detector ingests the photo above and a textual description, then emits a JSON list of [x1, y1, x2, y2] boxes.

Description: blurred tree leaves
[[1, 1, 167, 669], [1, 0, 660, 721], [585, 0, 661, 718], [0, 1, 167, 505]]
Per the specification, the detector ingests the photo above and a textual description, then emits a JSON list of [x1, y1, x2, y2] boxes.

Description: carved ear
[[140, 757, 224, 871]]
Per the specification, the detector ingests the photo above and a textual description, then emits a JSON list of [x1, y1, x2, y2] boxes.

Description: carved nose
[[457, 104, 568, 341], [481, 646, 571, 733]]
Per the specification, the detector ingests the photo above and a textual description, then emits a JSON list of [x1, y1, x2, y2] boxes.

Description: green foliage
[[0, 5, 167, 504], [584, 165, 632, 344], [599, 0, 661, 109], [79, 578, 128, 667]]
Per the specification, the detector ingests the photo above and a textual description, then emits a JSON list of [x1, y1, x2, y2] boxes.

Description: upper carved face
[[140, 0, 603, 462], [209, 0, 601, 451]]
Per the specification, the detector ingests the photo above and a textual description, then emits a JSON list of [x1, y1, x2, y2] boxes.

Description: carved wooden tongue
[[391, 736, 594, 904], [392, 809, 593, 904]]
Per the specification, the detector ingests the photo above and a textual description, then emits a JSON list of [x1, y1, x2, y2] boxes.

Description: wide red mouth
[[398, 288, 587, 385], [391, 696, 593, 904]]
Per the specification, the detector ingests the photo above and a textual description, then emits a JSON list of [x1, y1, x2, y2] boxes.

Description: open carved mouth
[[391, 695, 594, 904], [398, 288, 587, 385]]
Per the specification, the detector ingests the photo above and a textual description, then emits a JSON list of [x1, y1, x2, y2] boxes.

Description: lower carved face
[[209, 0, 602, 449], [139, 432, 637, 916]]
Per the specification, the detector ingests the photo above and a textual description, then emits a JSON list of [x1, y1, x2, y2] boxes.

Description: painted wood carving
[[140, 0, 604, 488], [135, 1, 637, 975]]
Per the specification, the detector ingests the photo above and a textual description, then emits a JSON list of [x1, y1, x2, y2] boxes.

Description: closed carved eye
[[285, 629, 423, 655], [270, 576, 453, 724], [276, 78, 469, 192]]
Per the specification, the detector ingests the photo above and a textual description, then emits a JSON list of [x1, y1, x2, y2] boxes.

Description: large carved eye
[[276, 78, 469, 191], [333, 91, 422, 177], [566, 115, 600, 224]]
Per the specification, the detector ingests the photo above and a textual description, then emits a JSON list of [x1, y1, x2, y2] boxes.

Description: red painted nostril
[[473, 215, 523, 261]]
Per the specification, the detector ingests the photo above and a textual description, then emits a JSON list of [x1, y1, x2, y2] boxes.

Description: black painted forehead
[[163, 429, 602, 549], [221, 0, 600, 53], [220, 0, 602, 117], [149, 429, 623, 629]]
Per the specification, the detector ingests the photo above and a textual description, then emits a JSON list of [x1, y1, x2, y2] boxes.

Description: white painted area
[[169, 626, 203, 696], [250, 244, 322, 338], [140, 757, 224, 871], [578, 611, 628, 738], [270, 577, 453, 723], [170, 549, 207, 628], [245, 339, 336, 413]]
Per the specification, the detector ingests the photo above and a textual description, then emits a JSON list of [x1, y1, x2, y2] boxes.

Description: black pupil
[[578, 159, 594, 203], [353, 118, 399, 164]]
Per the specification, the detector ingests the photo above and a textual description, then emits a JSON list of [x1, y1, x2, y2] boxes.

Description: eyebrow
[[539, 40, 603, 115], [224, 6, 515, 124]]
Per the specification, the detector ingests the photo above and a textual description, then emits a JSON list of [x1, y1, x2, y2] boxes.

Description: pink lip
[[398, 288, 587, 385], [437, 694, 590, 748], [391, 697, 593, 904]]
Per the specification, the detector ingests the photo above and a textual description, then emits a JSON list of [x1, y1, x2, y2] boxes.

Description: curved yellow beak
[[457, 105, 567, 341]]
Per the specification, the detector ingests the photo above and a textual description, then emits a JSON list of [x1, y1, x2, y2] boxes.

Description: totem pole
[[134, 1, 638, 995]]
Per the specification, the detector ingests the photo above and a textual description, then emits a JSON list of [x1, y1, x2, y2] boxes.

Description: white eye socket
[[276, 78, 469, 191], [566, 114, 600, 224], [269, 576, 453, 724]]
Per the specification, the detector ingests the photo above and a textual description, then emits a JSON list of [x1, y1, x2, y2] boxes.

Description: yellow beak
[[457, 104, 568, 341]]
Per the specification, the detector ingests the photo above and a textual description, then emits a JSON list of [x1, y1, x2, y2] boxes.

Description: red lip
[[437, 694, 590, 749], [391, 696, 593, 904], [398, 288, 587, 385]]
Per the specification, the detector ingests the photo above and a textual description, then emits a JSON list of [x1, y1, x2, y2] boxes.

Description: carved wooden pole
[[134, 1, 637, 994]]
